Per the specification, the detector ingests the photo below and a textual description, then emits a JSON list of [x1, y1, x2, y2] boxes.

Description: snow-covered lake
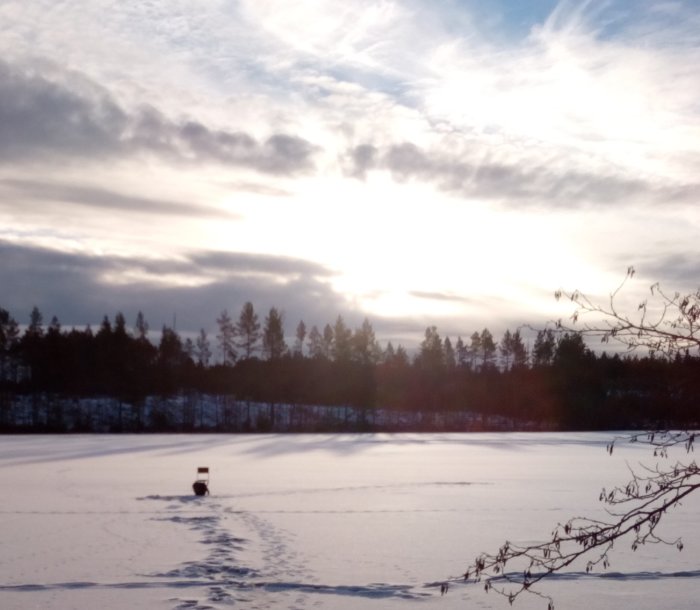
[[2, 433, 699, 610]]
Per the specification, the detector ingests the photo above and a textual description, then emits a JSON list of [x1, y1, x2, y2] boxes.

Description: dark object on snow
[[193, 466, 210, 496], [193, 480, 209, 496]]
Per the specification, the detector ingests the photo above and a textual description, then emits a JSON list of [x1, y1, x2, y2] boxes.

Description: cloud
[[1, 179, 235, 219], [337, 1, 700, 208], [223, 181, 293, 197], [1, 1, 699, 350], [0, 59, 318, 175], [189, 251, 333, 278], [625, 254, 700, 291], [409, 290, 473, 303], [0, 240, 347, 336], [129, 108, 318, 174], [0, 60, 127, 162], [345, 141, 700, 208], [1, 239, 491, 348], [343, 144, 378, 179]]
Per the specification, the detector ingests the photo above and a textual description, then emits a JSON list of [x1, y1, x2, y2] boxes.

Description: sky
[[1, 0, 699, 350]]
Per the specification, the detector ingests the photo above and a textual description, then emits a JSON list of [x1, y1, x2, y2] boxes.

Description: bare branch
[[554, 269, 700, 357], [460, 433, 699, 607], [460, 271, 700, 607]]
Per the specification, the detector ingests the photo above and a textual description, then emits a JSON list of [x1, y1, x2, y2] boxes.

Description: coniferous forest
[[1, 303, 699, 433]]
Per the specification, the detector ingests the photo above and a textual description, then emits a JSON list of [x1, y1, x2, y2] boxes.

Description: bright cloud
[[0, 0, 698, 347]]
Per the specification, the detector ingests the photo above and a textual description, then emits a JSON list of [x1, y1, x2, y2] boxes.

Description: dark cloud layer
[[0, 60, 317, 175], [0, 61, 126, 162], [0, 240, 577, 350], [1, 240, 497, 349], [625, 254, 700, 290], [347, 142, 699, 208], [130, 108, 318, 174], [190, 251, 333, 277], [0, 240, 351, 338]]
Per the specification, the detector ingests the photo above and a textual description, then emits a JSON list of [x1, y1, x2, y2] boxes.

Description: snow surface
[[1, 433, 699, 610]]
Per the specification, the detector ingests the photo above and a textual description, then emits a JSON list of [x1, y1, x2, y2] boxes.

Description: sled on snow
[[193, 467, 209, 496]]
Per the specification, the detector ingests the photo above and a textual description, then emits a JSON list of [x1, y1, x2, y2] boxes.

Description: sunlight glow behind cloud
[[0, 0, 699, 345]]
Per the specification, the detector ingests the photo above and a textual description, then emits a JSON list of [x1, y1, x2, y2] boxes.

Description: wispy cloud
[[344, 141, 700, 208], [1, 179, 235, 219], [409, 290, 475, 304]]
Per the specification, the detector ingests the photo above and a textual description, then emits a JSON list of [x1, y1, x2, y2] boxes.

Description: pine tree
[[480, 328, 497, 369], [468, 331, 482, 369], [455, 336, 468, 367], [0, 308, 19, 382], [352, 318, 380, 365], [27, 306, 44, 338], [332, 316, 352, 362], [195, 329, 212, 367], [235, 301, 261, 359], [500, 329, 513, 370], [294, 320, 307, 356], [511, 329, 528, 368], [443, 336, 456, 369], [308, 325, 323, 358], [263, 307, 287, 360], [418, 326, 443, 367], [135, 311, 149, 340], [383, 341, 395, 363], [322, 323, 334, 359], [532, 329, 556, 366], [216, 310, 236, 365]]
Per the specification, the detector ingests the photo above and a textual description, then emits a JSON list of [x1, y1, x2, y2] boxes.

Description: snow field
[[1, 433, 699, 609]]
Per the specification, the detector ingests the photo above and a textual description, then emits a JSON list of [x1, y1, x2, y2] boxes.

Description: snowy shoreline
[[1, 393, 547, 433]]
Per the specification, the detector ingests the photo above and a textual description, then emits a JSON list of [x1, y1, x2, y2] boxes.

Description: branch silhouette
[[554, 266, 700, 357], [460, 269, 700, 608], [463, 432, 697, 608]]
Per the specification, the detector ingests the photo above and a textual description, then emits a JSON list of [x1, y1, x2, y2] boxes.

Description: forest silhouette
[[1, 302, 698, 432]]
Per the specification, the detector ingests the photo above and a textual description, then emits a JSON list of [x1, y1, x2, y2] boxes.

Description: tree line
[[1, 302, 699, 431]]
